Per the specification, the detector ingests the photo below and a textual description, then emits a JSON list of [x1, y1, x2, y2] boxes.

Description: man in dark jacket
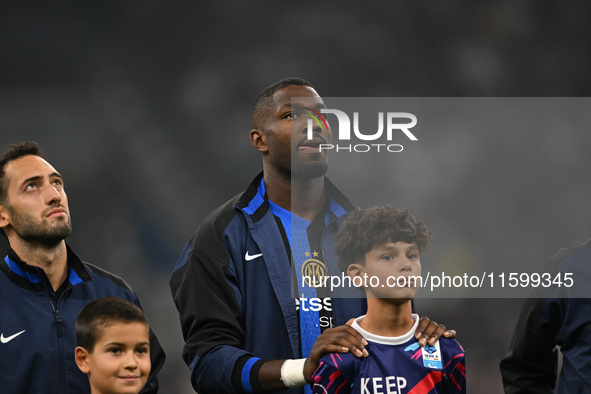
[[0, 141, 165, 393], [500, 239, 591, 393], [170, 78, 455, 394]]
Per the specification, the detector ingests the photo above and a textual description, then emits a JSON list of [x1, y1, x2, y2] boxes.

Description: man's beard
[[6, 205, 72, 246], [291, 161, 329, 180]]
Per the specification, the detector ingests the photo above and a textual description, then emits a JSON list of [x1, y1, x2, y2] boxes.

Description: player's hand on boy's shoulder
[[304, 320, 369, 381], [415, 316, 456, 347], [303, 317, 456, 381]]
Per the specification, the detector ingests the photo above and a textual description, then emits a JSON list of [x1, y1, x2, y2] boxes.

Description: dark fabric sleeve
[[499, 296, 558, 394], [170, 218, 255, 394], [499, 240, 591, 394]]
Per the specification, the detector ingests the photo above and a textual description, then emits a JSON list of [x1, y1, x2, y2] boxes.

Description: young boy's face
[[76, 322, 151, 394], [350, 241, 422, 300]]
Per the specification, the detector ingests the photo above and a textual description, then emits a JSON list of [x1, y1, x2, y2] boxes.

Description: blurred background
[[2, 1, 591, 392]]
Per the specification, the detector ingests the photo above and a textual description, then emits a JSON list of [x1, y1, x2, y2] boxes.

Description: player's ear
[[250, 129, 268, 153], [347, 263, 364, 279], [75, 347, 91, 374], [0, 205, 10, 229]]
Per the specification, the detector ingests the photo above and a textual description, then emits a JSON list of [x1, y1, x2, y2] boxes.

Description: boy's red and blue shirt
[[311, 315, 466, 394]]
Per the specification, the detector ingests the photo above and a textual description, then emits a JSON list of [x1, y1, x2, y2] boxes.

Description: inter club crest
[[301, 251, 328, 288]]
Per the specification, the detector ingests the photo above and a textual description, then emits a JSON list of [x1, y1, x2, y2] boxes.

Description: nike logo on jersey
[[245, 251, 263, 261], [1, 330, 25, 344]]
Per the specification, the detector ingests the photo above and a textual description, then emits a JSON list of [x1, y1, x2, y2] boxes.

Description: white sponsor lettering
[[360, 376, 407, 394], [295, 296, 332, 312]]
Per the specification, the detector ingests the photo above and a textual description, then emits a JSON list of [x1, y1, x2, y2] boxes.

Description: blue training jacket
[[170, 173, 366, 394], [0, 242, 165, 394]]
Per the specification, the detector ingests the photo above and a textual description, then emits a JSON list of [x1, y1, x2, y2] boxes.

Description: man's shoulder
[[199, 172, 263, 226], [193, 192, 247, 242], [66, 245, 134, 295], [207, 191, 245, 220], [82, 262, 136, 296], [193, 174, 267, 240], [541, 238, 591, 275], [557, 238, 591, 266]]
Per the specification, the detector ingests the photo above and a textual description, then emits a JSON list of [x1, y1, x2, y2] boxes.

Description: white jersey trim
[[351, 314, 419, 345]]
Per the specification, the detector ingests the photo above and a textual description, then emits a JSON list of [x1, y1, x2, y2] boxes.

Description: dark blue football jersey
[[311, 315, 466, 394]]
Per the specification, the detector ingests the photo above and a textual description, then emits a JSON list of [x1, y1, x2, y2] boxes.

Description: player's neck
[[263, 169, 326, 222], [360, 298, 414, 337], [8, 237, 68, 291]]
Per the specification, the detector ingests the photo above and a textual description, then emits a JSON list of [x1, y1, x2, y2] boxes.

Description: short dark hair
[[0, 141, 42, 203], [252, 77, 315, 128], [76, 297, 149, 352], [335, 205, 432, 272]]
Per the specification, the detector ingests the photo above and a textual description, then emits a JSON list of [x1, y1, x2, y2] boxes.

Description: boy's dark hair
[[335, 205, 432, 272], [0, 141, 42, 203], [252, 77, 315, 128], [76, 297, 149, 352]]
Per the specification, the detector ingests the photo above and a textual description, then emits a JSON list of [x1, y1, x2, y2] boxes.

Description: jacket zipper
[[46, 284, 66, 393]]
